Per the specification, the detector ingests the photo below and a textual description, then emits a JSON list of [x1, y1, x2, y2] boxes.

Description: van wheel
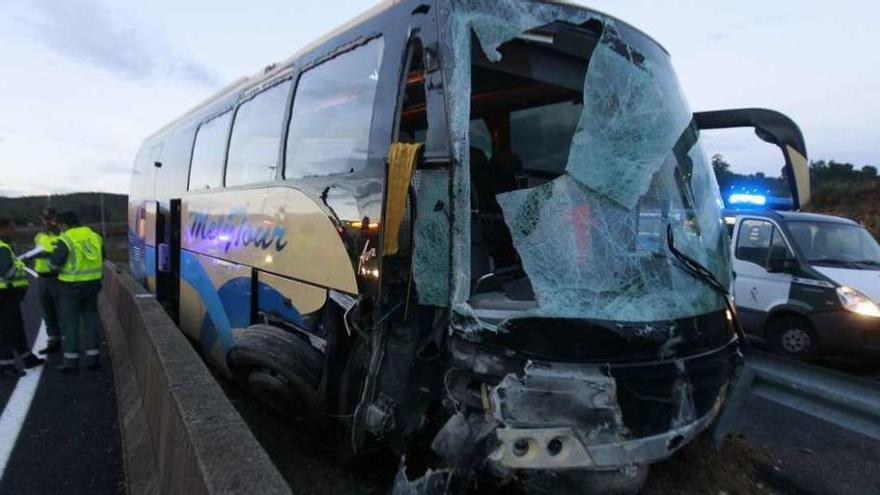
[[768, 316, 819, 358], [227, 325, 324, 415]]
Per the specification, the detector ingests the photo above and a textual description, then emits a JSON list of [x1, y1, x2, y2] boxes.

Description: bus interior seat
[[469, 273, 537, 312], [489, 150, 523, 197], [468, 148, 539, 314], [483, 150, 521, 270], [470, 148, 493, 284]]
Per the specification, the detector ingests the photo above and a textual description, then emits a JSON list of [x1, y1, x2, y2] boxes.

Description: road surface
[[0, 277, 124, 494], [739, 357, 880, 495]]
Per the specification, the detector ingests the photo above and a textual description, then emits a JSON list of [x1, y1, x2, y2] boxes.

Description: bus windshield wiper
[[666, 224, 749, 347]]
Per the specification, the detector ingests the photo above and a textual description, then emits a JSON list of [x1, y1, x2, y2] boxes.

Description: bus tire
[[768, 315, 819, 358], [227, 325, 324, 415]]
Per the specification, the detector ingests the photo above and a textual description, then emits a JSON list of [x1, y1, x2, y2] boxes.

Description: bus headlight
[[837, 287, 880, 318]]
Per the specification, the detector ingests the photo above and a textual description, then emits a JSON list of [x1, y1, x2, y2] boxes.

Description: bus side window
[[226, 80, 292, 187], [162, 128, 198, 198], [284, 37, 385, 179], [189, 111, 233, 191]]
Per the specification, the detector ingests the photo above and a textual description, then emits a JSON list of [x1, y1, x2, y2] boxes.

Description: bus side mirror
[[695, 108, 811, 210]]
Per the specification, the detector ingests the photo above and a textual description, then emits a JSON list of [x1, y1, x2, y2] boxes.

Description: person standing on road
[[50, 211, 104, 373], [30, 208, 63, 355], [0, 217, 46, 377]]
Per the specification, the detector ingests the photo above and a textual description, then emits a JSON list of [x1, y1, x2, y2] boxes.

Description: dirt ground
[[645, 434, 778, 495]]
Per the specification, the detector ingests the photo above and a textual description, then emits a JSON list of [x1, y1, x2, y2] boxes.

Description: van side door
[[733, 218, 795, 331]]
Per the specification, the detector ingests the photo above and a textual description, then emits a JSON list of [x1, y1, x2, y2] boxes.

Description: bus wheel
[[227, 325, 324, 415], [768, 316, 819, 358]]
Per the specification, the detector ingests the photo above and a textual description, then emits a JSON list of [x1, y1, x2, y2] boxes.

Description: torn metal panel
[[491, 427, 595, 469], [490, 399, 722, 470], [412, 169, 451, 306], [490, 360, 625, 433], [487, 359, 725, 470], [711, 352, 753, 449], [670, 360, 698, 428], [391, 461, 451, 495]]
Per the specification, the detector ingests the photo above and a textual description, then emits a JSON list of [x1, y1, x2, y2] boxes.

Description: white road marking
[[0, 320, 47, 480]]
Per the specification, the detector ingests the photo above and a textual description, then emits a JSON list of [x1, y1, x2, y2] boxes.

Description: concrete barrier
[[98, 262, 291, 495]]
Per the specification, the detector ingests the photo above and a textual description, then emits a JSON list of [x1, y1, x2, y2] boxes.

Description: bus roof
[[146, 0, 667, 142]]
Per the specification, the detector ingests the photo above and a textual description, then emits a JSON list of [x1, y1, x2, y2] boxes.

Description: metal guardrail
[[745, 350, 880, 441]]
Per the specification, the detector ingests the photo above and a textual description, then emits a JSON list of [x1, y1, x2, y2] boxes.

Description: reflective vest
[[58, 226, 104, 283], [33, 231, 60, 275], [0, 240, 29, 290]]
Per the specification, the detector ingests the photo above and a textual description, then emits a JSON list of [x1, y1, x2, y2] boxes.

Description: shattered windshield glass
[[439, 0, 730, 324]]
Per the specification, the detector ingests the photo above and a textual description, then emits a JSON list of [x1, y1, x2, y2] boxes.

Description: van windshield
[[438, 1, 730, 324], [789, 222, 880, 269]]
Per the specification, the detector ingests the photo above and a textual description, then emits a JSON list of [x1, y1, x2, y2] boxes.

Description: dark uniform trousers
[[38, 276, 61, 345], [0, 287, 29, 363], [58, 280, 102, 365]]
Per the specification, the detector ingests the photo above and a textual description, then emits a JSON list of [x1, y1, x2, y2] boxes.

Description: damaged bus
[[128, 1, 811, 492]]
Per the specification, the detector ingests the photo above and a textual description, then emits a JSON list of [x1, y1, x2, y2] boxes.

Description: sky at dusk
[[0, 0, 877, 196]]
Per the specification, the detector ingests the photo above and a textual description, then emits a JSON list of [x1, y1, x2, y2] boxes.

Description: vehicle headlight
[[837, 287, 880, 318]]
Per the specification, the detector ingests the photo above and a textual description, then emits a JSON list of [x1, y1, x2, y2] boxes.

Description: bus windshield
[[789, 222, 880, 269], [439, 1, 730, 324]]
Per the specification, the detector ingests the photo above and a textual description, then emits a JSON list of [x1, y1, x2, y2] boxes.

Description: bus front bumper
[[483, 359, 727, 471]]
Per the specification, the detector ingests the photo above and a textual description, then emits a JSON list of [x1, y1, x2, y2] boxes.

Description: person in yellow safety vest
[[0, 217, 46, 377], [29, 208, 64, 355], [50, 211, 104, 373]]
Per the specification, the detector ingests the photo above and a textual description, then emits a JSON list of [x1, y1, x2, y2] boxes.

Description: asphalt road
[[739, 357, 880, 495], [0, 278, 124, 494]]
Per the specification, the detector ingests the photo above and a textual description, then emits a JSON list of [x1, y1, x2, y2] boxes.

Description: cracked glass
[[440, 0, 730, 324]]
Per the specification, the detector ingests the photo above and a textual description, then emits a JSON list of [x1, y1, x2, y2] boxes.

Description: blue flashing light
[[728, 193, 767, 206]]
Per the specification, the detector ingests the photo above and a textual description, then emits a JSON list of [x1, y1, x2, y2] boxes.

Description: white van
[[728, 210, 880, 357]]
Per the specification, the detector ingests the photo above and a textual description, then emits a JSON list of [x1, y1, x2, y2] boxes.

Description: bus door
[[143, 200, 159, 293], [155, 198, 182, 322]]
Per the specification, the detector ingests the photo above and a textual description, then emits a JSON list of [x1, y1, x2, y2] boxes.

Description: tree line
[[712, 155, 880, 238], [0, 193, 128, 226]]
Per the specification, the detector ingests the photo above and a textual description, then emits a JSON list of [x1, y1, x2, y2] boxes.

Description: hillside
[[715, 157, 880, 239], [0, 192, 127, 225], [805, 160, 880, 238], [808, 180, 880, 239]]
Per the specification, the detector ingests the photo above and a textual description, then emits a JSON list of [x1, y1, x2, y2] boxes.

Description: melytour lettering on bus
[[187, 208, 288, 253]]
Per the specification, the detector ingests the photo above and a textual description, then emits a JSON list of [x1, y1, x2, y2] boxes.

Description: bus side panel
[[257, 271, 328, 329], [181, 187, 359, 294], [179, 250, 252, 372]]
